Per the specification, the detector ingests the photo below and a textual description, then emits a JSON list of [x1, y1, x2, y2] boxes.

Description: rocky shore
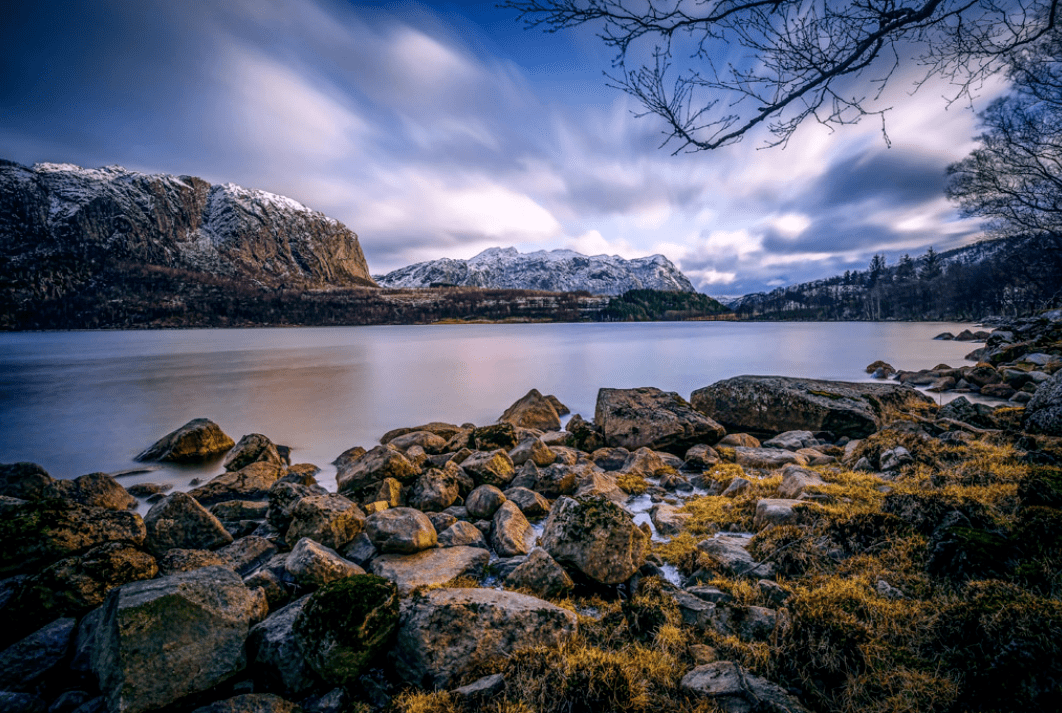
[[2, 317, 1062, 713]]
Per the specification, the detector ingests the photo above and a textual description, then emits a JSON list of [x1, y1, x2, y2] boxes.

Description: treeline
[[597, 289, 731, 321], [735, 234, 1062, 321]]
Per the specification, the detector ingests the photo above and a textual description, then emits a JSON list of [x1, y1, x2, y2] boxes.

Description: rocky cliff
[[0, 159, 375, 304], [374, 247, 695, 295]]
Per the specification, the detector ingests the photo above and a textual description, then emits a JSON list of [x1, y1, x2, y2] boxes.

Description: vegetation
[[598, 289, 731, 322]]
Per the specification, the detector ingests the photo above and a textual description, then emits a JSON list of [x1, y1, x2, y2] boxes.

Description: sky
[[0, 0, 1007, 297]]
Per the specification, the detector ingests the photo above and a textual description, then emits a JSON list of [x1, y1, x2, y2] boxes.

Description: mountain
[[374, 247, 696, 295], [0, 160, 375, 308], [730, 234, 1062, 320]]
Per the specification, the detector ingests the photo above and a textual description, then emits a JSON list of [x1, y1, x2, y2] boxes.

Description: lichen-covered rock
[[466, 484, 507, 520], [285, 538, 364, 588], [509, 437, 556, 467], [247, 595, 318, 696], [335, 446, 418, 496], [762, 430, 817, 451], [407, 464, 461, 512], [0, 617, 77, 692], [157, 548, 227, 575], [364, 508, 437, 554], [224, 434, 286, 472], [369, 546, 489, 595], [681, 662, 808, 713], [470, 423, 520, 451], [503, 547, 573, 599], [574, 471, 626, 504], [595, 387, 726, 455], [285, 494, 365, 551], [190, 694, 302, 713], [91, 566, 267, 713], [136, 418, 236, 463], [144, 492, 233, 556], [541, 496, 647, 585], [0, 462, 54, 501], [499, 389, 562, 431], [691, 376, 934, 438], [393, 588, 577, 689], [42, 472, 136, 511], [292, 575, 400, 687], [437, 521, 488, 549], [1024, 369, 1062, 435], [461, 450, 516, 488], [503, 487, 551, 517], [189, 462, 284, 507], [491, 501, 536, 557]]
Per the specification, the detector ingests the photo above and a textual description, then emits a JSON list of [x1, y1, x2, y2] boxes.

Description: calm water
[[0, 322, 979, 495]]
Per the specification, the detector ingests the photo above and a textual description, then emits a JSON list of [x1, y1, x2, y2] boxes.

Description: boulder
[[499, 389, 562, 431], [437, 521, 487, 549], [595, 387, 726, 455], [753, 499, 805, 531], [0, 462, 54, 501], [285, 495, 365, 551], [217, 536, 278, 576], [364, 508, 437, 554], [461, 450, 516, 488], [247, 595, 318, 696], [157, 549, 227, 575], [285, 538, 364, 588], [649, 503, 691, 536], [292, 575, 399, 687], [381, 422, 464, 445], [0, 617, 77, 691], [188, 462, 284, 507], [698, 536, 774, 579], [224, 434, 286, 472], [564, 414, 604, 452], [691, 376, 933, 438], [369, 546, 489, 595], [618, 447, 669, 477], [683, 444, 720, 470], [335, 446, 417, 496], [777, 465, 826, 499], [190, 694, 301, 713], [91, 566, 266, 713], [503, 487, 551, 517], [533, 463, 585, 497], [541, 496, 648, 585], [681, 662, 808, 713], [466, 485, 507, 519], [386, 430, 448, 455], [407, 464, 461, 512], [491, 501, 536, 557], [509, 437, 556, 467], [43, 473, 136, 511], [144, 492, 233, 556], [136, 418, 235, 463], [734, 447, 808, 470], [937, 396, 1000, 429], [266, 481, 329, 531], [393, 588, 577, 689], [1025, 369, 1062, 436], [504, 547, 573, 599], [761, 431, 816, 452], [469, 423, 520, 451], [573, 471, 627, 504]]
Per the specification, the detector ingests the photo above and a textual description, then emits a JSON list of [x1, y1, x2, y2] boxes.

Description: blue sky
[[0, 0, 1003, 296]]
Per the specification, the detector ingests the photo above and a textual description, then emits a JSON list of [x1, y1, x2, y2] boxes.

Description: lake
[[0, 321, 980, 495]]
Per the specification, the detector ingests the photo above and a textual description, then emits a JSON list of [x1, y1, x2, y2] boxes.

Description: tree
[[897, 254, 916, 280], [920, 246, 943, 280], [503, 0, 1059, 151], [867, 253, 888, 286]]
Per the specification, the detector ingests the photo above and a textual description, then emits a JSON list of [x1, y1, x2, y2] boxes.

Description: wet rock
[[761, 430, 816, 451], [393, 587, 577, 689], [0, 617, 76, 691], [387, 430, 448, 455], [541, 496, 648, 585], [533, 463, 585, 497], [370, 546, 489, 595], [564, 414, 604, 452], [407, 464, 461, 512], [681, 662, 808, 713], [247, 595, 319, 696], [504, 547, 573, 599], [503, 487, 551, 517], [468, 423, 520, 451], [335, 446, 417, 497], [650, 503, 691, 536], [499, 388, 562, 431], [43, 473, 136, 511], [734, 447, 808, 470], [144, 492, 233, 556], [0, 463, 54, 501], [965, 364, 1002, 388], [461, 450, 516, 488], [508, 437, 556, 467], [363, 478, 403, 509], [286, 494, 365, 551], [1025, 370, 1062, 436], [126, 483, 170, 498], [491, 501, 536, 557], [285, 538, 364, 588], [21, 542, 157, 617], [156, 549, 226, 575], [437, 521, 488, 549], [595, 387, 726, 455], [224, 434, 286, 472], [188, 462, 284, 507], [980, 383, 1017, 399], [465, 485, 507, 519], [364, 508, 437, 554], [777, 465, 825, 499], [339, 533, 377, 568], [190, 694, 301, 713], [136, 418, 235, 463]]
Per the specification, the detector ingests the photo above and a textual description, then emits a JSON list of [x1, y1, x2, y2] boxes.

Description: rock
[[734, 447, 808, 470], [866, 360, 896, 376], [43, 473, 136, 511], [156, 549, 227, 575], [618, 447, 669, 477], [965, 364, 1002, 388], [491, 501, 536, 557], [144, 492, 233, 556], [980, 383, 1017, 399], [698, 536, 774, 579], [427, 512, 457, 533], [266, 481, 328, 531], [778, 465, 826, 498], [503, 487, 551, 517], [681, 662, 808, 713], [335, 446, 417, 496], [761, 430, 816, 451], [533, 463, 584, 497], [0, 617, 76, 691], [437, 521, 487, 548], [331, 446, 367, 472], [364, 508, 437, 554], [937, 396, 1000, 429], [285, 538, 363, 588], [879, 446, 913, 471], [721, 476, 751, 497], [452, 673, 506, 701], [0, 499, 146, 576], [339, 533, 377, 568], [565, 414, 605, 452], [0, 692, 46, 713], [218, 536, 278, 576], [574, 471, 627, 504], [370, 546, 489, 595], [247, 595, 319, 696], [126, 483, 170, 498], [465, 485, 507, 519], [934, 332, 955, 340], [48, 690, 94, 713], [286, 494, 365, 551], [719, 433, 762, 447], [190, 694, 301, 713], [1025, 370, 1062, 436], [387, 430, 448, 455], [407, 464, 461, 512], [136, 418, 235, 463], [683, 444, 720, 470], [590, 447, 631, 471], [499, 389, 562, 431], [0, 463, 54, 501], [381, 422, 464, 445], [469, 423, 520, 451], [363, 478, 403, 509], [650, 503, 691, 536], [461, 450, 516, 488], [189, 462, 284, 508], [753, 499, 804, 531], [509, 437, 556, 467], [691, 376, 933, 439], [541, 496, 648, 585], [595, 387, 726, 455], [292, 575, 399, 687], [224, 434, 285, 472], [504, 547, 573, 599], [393, 588, 577, 689], [92, 566, 266, 713]]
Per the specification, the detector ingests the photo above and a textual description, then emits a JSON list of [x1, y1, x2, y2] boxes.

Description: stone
[[504, 547, 573, 599], [0, 617, 76, 691], [364, 508, 437, 554], [461, 450, 516, 488], [188, 462, 283, 507], [285, 494, 365, 551], [683, 444, 720, 470], [965, 364, 1002, 388], [470, 423, 520, 451], [980, 383, 1017, 399], [43, 473, 136, 511], [721, 477, 751, 497], [136, 418, 235, 463], [190, 694, 301, 713], [879, 446, 913, 471], [718, 433, 762, 448], [1025, 370, 1062, 436], [0, 499, 146, 576], [292, 575, 399, 687], [499, 389, 562, 431], [574, 471, 627, 504], [0, 463, 54, 501], [407, 464, 461, 512], [0, 692, 46, 713], [387, 430, 448, 455], [452, 673, 506, 700], [217, 536, 278, 576], [211, 499, 269, 522], [91, 566, 266, 713], [381, 422, 464, 445], [491, 501, 536, 557], [437, 521, 488, 549], [650, 503, 691, 536], [595, 387, 726, 455], [508, 437, 556, 467], [370, 546, 489, 595], [247, 595, 318, 696], [564, 414, 605, 452], [427, 512, 457, 533], [126, 483, 170, 498], [734, 447, 808, 470], [541, 496, 648, 585], [618, 447, 669, 477], [503, 487, 551, 517], [753, 499, 805, 531], [681, 662, 808, 713], [937, 396, 1000, 429], [533, 463, 584, 497], [144, 492, 233, 556], [393, 588, 577, 689], [224, 434, 286, 472], [339, 533, 377, 568], [335, 446, 418, 496], [156, 549, 227, 575], [692, 376, 933, 439], [285, 538, 364, 588], [364, 478, 403, 509], [698, 536, 774, 579], [761, 430, 816, 451], [777, 465, 826, 499], [331, 446, 367, 472], [266, 481, 328, 531]]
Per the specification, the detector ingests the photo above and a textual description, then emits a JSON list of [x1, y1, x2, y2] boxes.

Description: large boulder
[[499, 389, 562, 431], [541, 496, 648, 585], [247, 595, 318, 696], [292, 575, 400, 687], [491, 501, 536, 557], [393, 588, 577, 689], [369, 547, 490, 596], [285, 538, 364, 589], [364, 508, 437, 554], [407, 464, 461, 512], [466, 485, 507, 520], [43, 473, 136, 511], [285, 494, 365, 551], [144, 492, 233, 556], [335, 446, 417, 496], [136, 418, 235, 463], [0, 462, 54, 501], [224, 434, 286, 472], [504, 547, 574, 599], [595, 387, 725, 455], [691, 376, 934, 438], [188, 462, 284, 507], [681, 662, 809, 713], [91, 566, 267, 713], [1024, 370, 1062, 435], [0, 617, 77, 692]]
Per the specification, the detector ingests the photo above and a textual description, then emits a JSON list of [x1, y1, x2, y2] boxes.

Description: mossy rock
[[293, 574, 399, 687], [926, 525, 1014, 583], [825, 512, 911, 555], [471, 423, 519, 451], [881, 491, 991, 535], [1018, 465, 1062, 508]]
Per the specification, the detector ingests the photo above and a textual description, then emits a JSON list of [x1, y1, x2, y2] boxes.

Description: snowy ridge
[[375, 247, 696, 295]]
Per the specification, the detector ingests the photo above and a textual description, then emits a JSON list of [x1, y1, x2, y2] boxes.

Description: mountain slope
[[374, 247, 696, 295], [0, 160, 375, 306]]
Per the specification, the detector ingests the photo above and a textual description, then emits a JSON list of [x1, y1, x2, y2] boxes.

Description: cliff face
[[0, 160, 375, 302]]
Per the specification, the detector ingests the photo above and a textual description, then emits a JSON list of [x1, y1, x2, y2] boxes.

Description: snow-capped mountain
[[0, 159, 375, 292], [374, 247, 696, 295]]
